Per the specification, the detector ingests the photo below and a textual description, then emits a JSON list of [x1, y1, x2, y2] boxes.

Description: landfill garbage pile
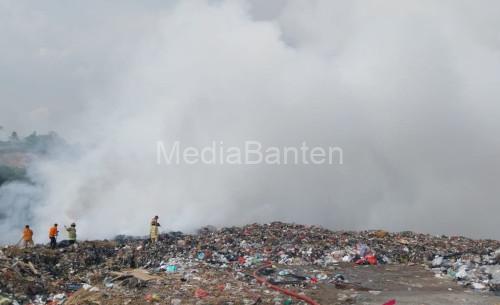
[[0, 222, 499, 305]]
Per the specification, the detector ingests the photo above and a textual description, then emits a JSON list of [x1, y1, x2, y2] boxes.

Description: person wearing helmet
[[150, 216, 160, 243], [65, 223, 77, 245]]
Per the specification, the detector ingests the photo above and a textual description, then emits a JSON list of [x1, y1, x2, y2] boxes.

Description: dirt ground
[[62, 263, 499, 305], [307, 264, 500, 305]]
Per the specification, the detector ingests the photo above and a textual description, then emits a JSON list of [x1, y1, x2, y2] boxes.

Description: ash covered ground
[[1, 222, 500, 305]]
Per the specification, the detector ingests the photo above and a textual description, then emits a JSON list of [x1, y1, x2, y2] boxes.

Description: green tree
[[9, 131, 19, 142]]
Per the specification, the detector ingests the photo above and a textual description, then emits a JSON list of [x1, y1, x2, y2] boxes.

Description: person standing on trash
[[49, 223, 59, 249], [65, 223, 77, 245], [22, 225, 34, 248], [150, 215, 160, 243]]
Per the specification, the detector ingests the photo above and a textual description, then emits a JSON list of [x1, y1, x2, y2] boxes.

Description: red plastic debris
[[195, 288, 209, 298], [366, 255, 378, 265], [355, 255, 378, 265]]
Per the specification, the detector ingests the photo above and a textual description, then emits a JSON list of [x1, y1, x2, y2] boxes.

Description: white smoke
[[1, 0, 500, 243]]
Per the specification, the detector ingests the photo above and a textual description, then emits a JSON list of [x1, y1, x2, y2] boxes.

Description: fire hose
[[252, 263, 321, 305]]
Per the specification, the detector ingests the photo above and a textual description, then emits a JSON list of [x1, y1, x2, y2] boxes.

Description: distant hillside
[[0, 131, 65, 185], [0, 165, 27, 185]]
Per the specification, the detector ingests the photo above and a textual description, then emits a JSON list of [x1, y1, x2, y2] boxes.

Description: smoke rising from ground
[[1, 1, 500, 243]]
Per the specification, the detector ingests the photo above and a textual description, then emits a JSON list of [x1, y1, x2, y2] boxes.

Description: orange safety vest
[[49, 227, 58, 238], [23, 228, 33, 241]]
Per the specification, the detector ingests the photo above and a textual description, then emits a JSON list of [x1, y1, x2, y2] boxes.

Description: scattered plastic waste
[[1, 222, 499, 304]]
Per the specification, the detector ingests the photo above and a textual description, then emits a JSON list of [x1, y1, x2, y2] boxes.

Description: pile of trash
[[0, 241, 118, 304], [0, 222, 499, 304], [430, 248, 500, 291]]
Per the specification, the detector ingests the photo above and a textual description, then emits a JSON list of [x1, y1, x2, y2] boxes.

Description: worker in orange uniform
[[22, 225, 34, 248], [49, 223, 59, 249]]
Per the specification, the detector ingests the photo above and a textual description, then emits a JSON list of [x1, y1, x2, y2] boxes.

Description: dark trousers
[[50, 237, 57, 249]]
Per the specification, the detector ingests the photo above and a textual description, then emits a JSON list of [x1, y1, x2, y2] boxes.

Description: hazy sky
[[1, 0, 500, 243]]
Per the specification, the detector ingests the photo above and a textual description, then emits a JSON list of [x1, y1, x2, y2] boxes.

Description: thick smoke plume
[[1, 1, 500, 243]]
